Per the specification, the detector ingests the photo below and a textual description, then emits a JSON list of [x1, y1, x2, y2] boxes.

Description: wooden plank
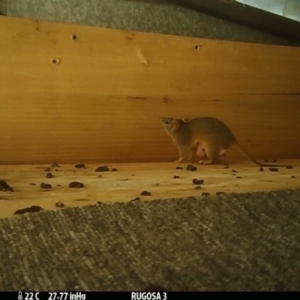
[[0, 16, 300, 164], [0, 161, 299, 219]]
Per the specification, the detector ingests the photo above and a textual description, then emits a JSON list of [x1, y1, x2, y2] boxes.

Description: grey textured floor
[[1, 189, 300, 291], [1, 0, 298, 46]]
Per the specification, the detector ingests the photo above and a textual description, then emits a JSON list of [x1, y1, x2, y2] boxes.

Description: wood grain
[[0, 16, 300, 164], [0, 161, 299, 219]]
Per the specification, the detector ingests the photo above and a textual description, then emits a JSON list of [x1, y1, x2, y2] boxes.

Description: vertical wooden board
[[0, 16, 300, 164]]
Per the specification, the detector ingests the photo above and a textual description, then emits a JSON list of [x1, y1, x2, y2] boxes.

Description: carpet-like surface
[[1, 189, 300, 291]]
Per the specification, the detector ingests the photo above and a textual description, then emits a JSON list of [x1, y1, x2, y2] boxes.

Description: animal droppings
[[55, 202, 64, 208], [224, 164, 229, 169], [69, 181, 84, 188], [51, 163, 60, 167], [192, 179, 204, 185], [173, 175, 180, 179], [269, 167, 279, 172], [75, 163, 85, 168], [111, 168, 118, 172], [286, 165, 293, 169], [14, 206, 43, 215], [30, 183, 36, 186], [291, 176, 295, 179], [232, 170, 237, 173], [186, 164, 197, 171], [236, 176, 241, 179], [176, 167, 184, 170], [95, 166, 109, 172], [194, 186, 201, 190], [40, 183, 52, 189], [140, 191, 151, 196], [0, 180, 14, 192], [44, 167, 50, 172], [46, 172, 54, 178], [130, 197, 140, 202], [202, 192, 210, 196], [259, 167, 264, 172]]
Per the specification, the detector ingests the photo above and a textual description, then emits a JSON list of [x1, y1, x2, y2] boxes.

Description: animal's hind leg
[[199, 142, 221, 165]]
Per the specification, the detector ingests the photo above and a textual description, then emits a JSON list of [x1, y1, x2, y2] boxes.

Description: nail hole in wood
[[51, 58, 59, 65]]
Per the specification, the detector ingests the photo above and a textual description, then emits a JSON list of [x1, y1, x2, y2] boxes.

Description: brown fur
[[160, 116, 289, 167]]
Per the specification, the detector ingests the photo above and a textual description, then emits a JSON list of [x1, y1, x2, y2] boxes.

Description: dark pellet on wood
[[51, 163, 60, 167], [186, 164, 197, 171], [192, 179, 204, 185], [30, 183, 36, 186], [14, 206, 43, 215], [97, 201, 103, 204], [130, 197, 140, 202], [69, 181, 84, 188], [46, 172, 54, 178], [236, 176, 241, 178], [202, 192, 210, 196], [216, 192, 226, 195], [44, 167, 50, 172], [291, 176, 295, 178], [141, 191, 151, 196], [286, 165, 293, 169], [0, 180, 14, 192], [75, 163, 85, 168], [95, 166, 109, 172], [57, 184, 61, 187], [194, 186, 201, 190], [55, 202, 64, 208], [173, 175, 180, 179], [232, 170, 237, 173], [40, 183, 52, 189], [259, 167, 264, 172], [111, 168, 118, 172], [176, 166, 184, 170], [269, 167, 279, 172]]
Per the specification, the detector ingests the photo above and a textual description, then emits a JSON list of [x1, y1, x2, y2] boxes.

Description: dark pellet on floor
[[95, 166, 109, 172], [202, 192, 210, 196], [291, 176, 295, 178], [97, 201, 103, 204], [186, 164, 197, 171], [111, 168, 118, 172], [286, 165, 293, 169], [216, 192, 226, 195], [173, 175, 180, 179], [46, 172, 54, 178], [69, 181, 84, 188], [55, 202, 64, 208], [259, 167, 264, 172], [192, 179, 204, 185], [232, 170, 237, 173], [40, 183, 52, 189], [51, 163, 60, 167], [141, 191, 151, 196], [269, 167, 279, 172], [30, 183, 36, 186], [130, 197, 140, 202], [176, 166, 184, 170], [57, 184, 61, 187], [75, 163, 85, 168], [14, 206, 43, 215], [194, 186, 201, 190], [0, 180, 14, 192], [236, 176, 241, 178], [44, 167, 50, 172]]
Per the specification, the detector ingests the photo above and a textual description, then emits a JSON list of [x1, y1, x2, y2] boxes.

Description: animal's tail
[[234, 140, 288, 167]]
